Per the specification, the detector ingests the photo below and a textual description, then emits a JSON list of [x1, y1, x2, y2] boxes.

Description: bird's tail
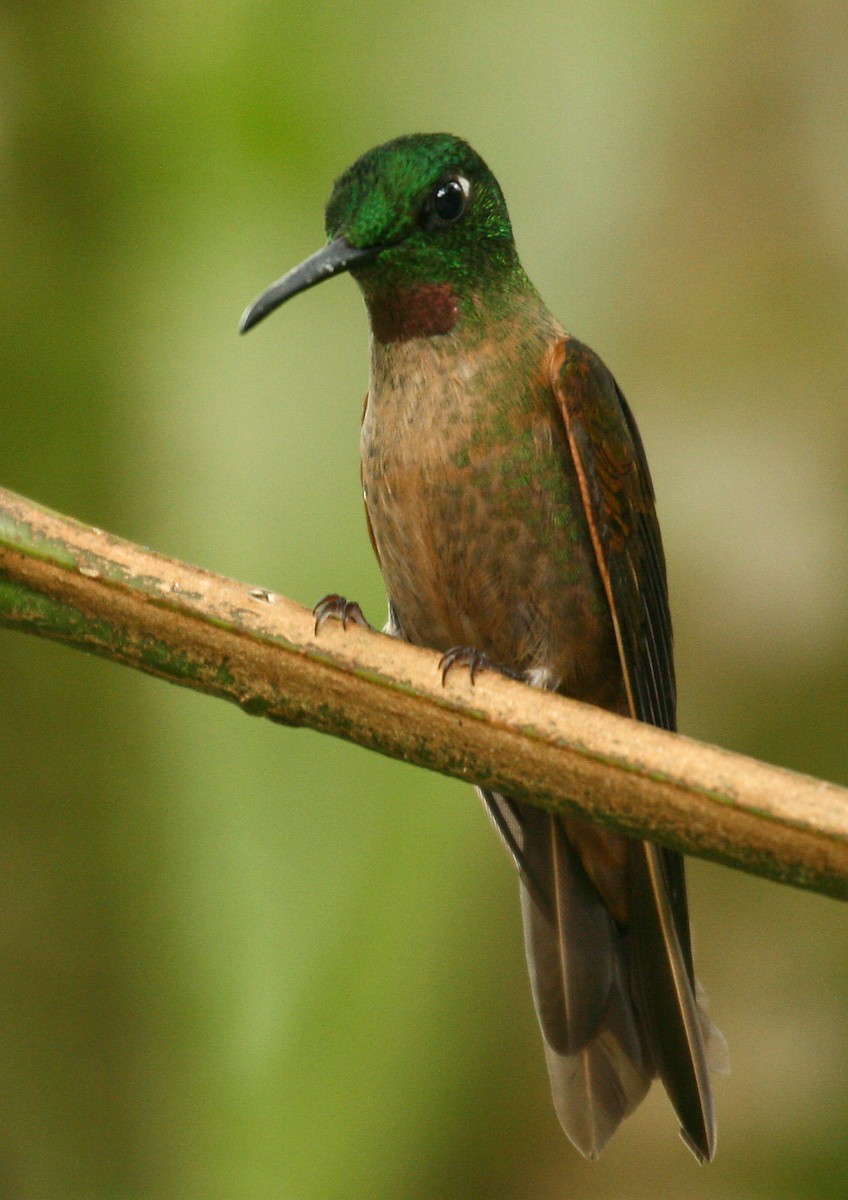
[[481, 789, 724, 1159]]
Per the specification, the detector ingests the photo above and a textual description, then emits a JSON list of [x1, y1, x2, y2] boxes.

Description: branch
[[1, 485, 846, 899]]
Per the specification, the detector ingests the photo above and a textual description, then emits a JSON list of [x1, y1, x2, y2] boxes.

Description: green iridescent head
[[325, 133, 515, 278], [240, 134, 524, 334]]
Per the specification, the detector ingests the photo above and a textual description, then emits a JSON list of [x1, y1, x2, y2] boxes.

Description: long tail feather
[[519, 807, 615, 1054], [482, 790, 654, 1156], [539, 958, 652, 1158], [628, 841, 716, 1161]]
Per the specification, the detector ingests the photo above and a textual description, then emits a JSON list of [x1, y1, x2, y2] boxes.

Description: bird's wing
[[546, 336, 716, 1161], [547, 337, 675, 730], [361, 393, 405, 636], [361, 393, 383, 568]]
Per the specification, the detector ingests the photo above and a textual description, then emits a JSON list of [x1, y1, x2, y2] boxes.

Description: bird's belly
[[362, 440, 623, 708]]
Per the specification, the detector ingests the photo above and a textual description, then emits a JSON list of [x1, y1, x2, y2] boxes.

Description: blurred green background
[[1, 3, 847, 1197]]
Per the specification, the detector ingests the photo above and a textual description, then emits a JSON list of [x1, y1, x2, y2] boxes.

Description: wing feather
[[547, 337, 717, 1161]]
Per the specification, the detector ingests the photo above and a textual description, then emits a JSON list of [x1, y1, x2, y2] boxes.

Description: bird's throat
[[367, 283, 459, 344]]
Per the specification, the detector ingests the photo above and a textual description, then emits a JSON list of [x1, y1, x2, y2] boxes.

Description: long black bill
[[239, 236, 378, 333]]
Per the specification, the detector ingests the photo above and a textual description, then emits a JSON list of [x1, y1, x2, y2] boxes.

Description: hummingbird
[[240, 133, 724, 1161]]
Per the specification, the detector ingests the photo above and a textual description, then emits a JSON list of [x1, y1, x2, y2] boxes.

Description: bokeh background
[[1, 3, 847, 1198]]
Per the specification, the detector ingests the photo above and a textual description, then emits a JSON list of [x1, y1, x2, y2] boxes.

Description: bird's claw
[[438, 646, 489, 686], [438, 646, 524, 686], [313, 593, 372, 635]]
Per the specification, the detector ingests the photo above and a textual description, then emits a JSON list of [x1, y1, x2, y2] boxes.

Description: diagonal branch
[[1, 484, 846, 899]]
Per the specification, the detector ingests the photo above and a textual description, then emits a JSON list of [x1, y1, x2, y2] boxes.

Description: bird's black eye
[[420, 175, 471, 230]]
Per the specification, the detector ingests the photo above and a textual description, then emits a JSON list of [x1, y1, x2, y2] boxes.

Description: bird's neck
[[365, 282, 563, 438], [363, 267, 542, 349], [365, 283, 460, 344]]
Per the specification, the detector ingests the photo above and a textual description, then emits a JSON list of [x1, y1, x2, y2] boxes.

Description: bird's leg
[[312, 593, 374, 635], [438, 646, 523, 686]]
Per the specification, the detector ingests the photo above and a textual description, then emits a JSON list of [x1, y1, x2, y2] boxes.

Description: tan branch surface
[[1, 485, 846, 898]]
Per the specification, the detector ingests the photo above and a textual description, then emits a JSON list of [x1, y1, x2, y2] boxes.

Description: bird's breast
[[361, 329, 622, 706]]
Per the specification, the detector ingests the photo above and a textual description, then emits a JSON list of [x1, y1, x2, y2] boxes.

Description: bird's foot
[[438, 646, 523, 687], [313, 593, 373, 635]]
